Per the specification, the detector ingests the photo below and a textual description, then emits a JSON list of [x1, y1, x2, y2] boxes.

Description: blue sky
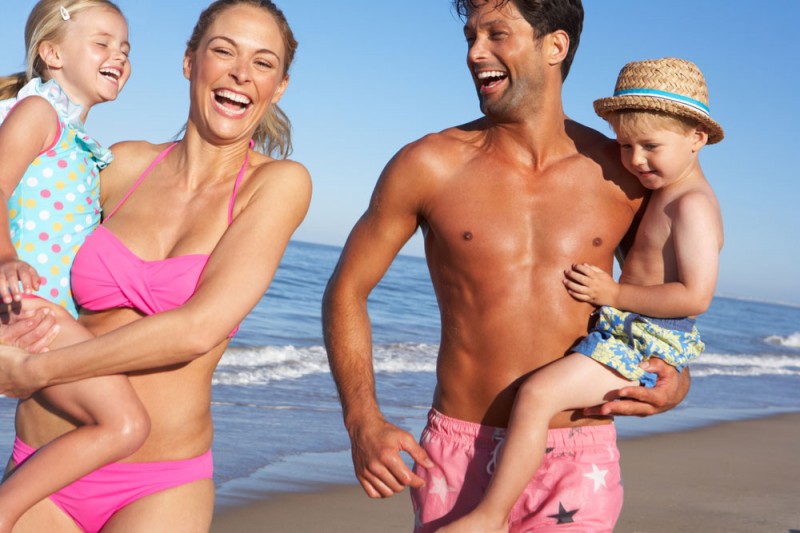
[[2, 1, 798, 305]]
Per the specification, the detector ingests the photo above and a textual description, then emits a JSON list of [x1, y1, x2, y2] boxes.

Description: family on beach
[[0, 0, 722, 531]]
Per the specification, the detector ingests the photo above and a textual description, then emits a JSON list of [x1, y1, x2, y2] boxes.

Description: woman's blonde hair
[[186, 0, 298, 158], [0, 0, 124, 100]]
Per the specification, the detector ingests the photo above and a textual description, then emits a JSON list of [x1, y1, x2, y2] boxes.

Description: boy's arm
[[0, 97, 59, 302], [565, 192, 721, 317]]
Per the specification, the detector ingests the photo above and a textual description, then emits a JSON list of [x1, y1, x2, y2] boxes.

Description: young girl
[[0, 1, 149, 530], [440, 57, 723, 532]]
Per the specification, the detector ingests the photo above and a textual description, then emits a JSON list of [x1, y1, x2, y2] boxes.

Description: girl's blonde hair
[[186, 0, 298, 158], [0, 0, 124, 100]]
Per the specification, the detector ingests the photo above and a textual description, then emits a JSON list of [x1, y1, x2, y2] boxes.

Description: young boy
[[439, 57, 724, 533]]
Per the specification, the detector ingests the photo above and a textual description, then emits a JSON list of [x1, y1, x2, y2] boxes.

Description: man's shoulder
[[389, 118, 487, 174], [401, 118, 484, 155], [567, 120, 644, 196], [566, 120, 620, 163]]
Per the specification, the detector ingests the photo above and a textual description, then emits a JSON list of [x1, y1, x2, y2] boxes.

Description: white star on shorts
[[583, 463, 608, 492]]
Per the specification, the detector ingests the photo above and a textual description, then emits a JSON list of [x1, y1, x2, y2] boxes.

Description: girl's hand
[[0, 258, 41, 304], [563, 263, 619, 306]]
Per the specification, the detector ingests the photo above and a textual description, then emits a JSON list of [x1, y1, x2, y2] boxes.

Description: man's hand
[[349, 417, 434, 498], [584, 358, 690, 417], [0, 308, 59, 353]]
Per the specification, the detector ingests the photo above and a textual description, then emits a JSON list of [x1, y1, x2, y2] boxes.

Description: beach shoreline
[[210, 413, 800, 532]]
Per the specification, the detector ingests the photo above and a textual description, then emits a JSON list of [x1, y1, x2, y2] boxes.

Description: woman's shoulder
[[108, 140, 175, 163], [100, 141, 176, 199], [236, 155, 311, 215], [249, 155, 311, 190]]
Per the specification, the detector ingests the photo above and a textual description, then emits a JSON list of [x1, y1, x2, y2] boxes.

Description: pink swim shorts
[[411, 409, 623, 532]]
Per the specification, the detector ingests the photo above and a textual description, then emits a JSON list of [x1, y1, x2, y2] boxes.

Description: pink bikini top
[[71, 142, 248, 336]]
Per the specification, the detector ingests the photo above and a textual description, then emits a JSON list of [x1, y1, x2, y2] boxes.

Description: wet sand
[[211, 413, 800, 532]]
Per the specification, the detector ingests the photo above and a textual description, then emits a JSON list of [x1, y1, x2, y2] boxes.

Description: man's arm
[[323, 144, 435, 498], [584, 358, 690, 416]]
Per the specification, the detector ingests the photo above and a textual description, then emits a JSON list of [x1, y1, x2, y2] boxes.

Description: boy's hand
[[0, 258, 41, 304], [563, 263, 618, 306]]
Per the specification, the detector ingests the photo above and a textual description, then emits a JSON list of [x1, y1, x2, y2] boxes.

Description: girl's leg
[[0, 303, 150, 532], [439, 353, 635, 533]]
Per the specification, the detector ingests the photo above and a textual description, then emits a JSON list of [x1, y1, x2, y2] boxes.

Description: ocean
[[1, 240, 799, 509]]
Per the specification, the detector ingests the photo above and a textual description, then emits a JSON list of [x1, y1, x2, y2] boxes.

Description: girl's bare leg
[[438, 354, 635, 532], [0, 301, 150, 532]]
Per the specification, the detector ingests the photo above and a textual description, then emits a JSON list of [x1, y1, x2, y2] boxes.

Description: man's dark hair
[[453, 0, 583, 81]]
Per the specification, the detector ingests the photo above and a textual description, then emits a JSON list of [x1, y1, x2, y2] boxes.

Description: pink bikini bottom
[[12, 436, 213, 533]]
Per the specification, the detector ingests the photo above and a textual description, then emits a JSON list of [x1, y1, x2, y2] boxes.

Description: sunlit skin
[[0, 4, 310, 532], [440, 121, 721, 532], [618, 125, 705, 191], [184, 5, 288, 148], [40, 6, 131, 122], [565, 122, 723, 317], [0, 7, 139, 532], [324, 0, 690, 507]]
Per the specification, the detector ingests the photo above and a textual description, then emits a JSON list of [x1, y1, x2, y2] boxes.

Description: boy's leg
[[513, 423, 622, 532], [441, 354, 634, 532]]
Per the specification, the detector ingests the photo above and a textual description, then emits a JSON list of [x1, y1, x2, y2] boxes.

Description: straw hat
[[593, 57, 724, 144]]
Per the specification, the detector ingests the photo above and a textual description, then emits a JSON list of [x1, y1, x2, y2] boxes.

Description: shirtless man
[[322, 0, 689, 530]]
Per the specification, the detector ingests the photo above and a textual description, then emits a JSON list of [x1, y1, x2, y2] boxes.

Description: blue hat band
[[614, 88, 710, 117]]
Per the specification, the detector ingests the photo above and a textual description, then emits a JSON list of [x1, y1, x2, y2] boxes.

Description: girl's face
[[183, 4, 289, 145], [41, 6, 131, 116]]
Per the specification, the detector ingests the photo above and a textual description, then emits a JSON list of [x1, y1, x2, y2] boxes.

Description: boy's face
[[615, 125, 707, 190]]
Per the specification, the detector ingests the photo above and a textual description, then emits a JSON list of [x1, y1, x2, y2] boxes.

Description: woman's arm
[[0, 156, 311, 396]]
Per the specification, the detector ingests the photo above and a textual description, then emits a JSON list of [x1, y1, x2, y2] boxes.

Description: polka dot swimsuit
[[0, 79, 112, 317]]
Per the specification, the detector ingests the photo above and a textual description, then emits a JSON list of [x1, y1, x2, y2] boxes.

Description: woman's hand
[[0, 345, 41, 398], [0, 308, 59, 353]]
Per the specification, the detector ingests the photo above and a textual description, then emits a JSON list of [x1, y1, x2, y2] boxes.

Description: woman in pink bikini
[[0, 0, 310, 531]]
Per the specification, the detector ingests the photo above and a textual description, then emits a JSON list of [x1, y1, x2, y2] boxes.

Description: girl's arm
[[564, 192, 722, 318], [0, 155, 311, 396], [0, 97, 59, 302]]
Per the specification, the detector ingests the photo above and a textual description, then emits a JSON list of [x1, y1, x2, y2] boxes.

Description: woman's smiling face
[[184, 3, 289, 144]]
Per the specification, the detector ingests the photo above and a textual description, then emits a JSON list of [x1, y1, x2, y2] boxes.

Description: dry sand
[[211, 413, 800, 532]]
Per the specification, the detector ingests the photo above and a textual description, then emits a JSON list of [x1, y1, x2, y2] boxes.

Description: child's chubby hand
[[0, 256, 41, 305], [563, 262, 618, 306]]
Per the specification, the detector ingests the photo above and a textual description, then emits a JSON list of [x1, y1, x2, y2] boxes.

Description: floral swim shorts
[[572, 306, 704, 387]]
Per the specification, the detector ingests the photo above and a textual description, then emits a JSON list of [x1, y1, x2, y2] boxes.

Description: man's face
[[463, 1, 546, 120]]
